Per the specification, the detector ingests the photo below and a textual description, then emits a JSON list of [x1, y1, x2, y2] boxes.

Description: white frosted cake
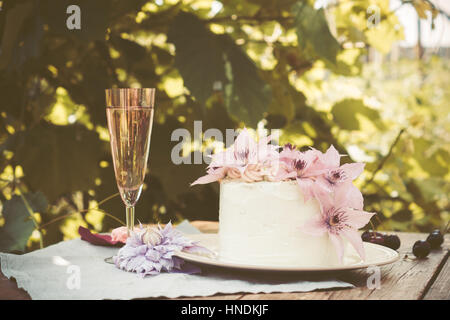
[[219, 180, 360, 266], [192, 128, 375, 267]]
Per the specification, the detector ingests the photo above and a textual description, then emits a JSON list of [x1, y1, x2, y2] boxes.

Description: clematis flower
[[113, 222, 212, 276], [192, 128, 279, 185], [307, 145, 365, 193], [310, 145, 342, 171], [314, 162, 365, 193], [272, 145, 324, 201], [300, 183, 375, 263]]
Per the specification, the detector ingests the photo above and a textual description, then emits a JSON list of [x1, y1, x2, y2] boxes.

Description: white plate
[[175, 233, 399, 272]]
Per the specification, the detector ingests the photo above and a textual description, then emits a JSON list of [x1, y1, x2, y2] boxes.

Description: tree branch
[[363, 128, 406, 191]]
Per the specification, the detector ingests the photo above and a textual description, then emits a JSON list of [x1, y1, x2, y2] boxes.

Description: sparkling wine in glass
[[106, 88, 155, 236]]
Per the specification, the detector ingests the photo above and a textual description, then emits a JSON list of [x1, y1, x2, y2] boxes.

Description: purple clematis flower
[[113, 222, 212, 277]]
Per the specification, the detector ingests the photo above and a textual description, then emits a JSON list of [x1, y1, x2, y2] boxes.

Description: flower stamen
[[325, 169, 347, 186]]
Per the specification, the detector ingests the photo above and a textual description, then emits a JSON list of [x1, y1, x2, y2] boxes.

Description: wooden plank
[[0, 270, 31, 300], [239, 233, 449, 300], [423, 257, 450, 300]]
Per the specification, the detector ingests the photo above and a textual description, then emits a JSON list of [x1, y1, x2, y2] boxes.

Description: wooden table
[[1, 221, 448, 300]]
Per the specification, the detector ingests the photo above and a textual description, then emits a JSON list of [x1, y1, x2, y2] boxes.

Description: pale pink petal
[[299, 217, 327, 236], [340, 162, 365, 180], [257, 142, 280, 164], [274, 169, 297, 181], [303, 167, 328, 178], [191, 171, 224, 185], [312, 176, 333, 193], [234, 128, 257, 156], [311, 184, 334, 212], [269, 161, 293, 180], [306, 151, 328, 175], [302, 149, 319, 166], [297, 177, 316, 202], [335, 182, 363, 210], [344, 208, 376, 229], [279, 148, 302, 162], [329, 233, 345, 264], [257, 135, 272, 146], [341, 227, 366, 260], [210, 148, 235, 167], [321, 145, 341, 169]]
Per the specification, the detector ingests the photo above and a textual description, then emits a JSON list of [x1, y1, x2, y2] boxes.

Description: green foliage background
[[0, 0, 448, 252]]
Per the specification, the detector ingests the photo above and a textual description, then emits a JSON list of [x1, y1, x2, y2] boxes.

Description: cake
[[219, 180, 355, 266], [192, 128, 375, 267]]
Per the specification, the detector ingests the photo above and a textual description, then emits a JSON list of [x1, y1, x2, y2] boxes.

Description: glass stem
[[126, 206, 135, 236]]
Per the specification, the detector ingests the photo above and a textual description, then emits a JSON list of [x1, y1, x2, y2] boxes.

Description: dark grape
[[367, 235, 385, 246], [412, 240, 431, 258], [361, 230, 383, 242], [384, 234, 401, 250], [426, 231, 444, 249]]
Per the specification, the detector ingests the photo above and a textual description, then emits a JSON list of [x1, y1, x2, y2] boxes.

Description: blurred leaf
[[222, 36, 272, 127], [293, 2, 340, 64], [365, 14, 403, 54], [60, 44, 117, 126], [392, 209, 413, 222], [265, 75, 296, 122], [331, 98, 384, 131], [0, 192, 47, 252], [204, 100, 238, 133], [412, 138, 449, 177], [0, 1, 33, 70], [149, 116, 209, 199], [12, 122, 105, 202], [151, 46, 174, 66], [168, 12, 271, 127], [110, 35, 147, 62], [415, 178, 450, 202], [167, 12, 227, 105], [174, 184, 219, 221]]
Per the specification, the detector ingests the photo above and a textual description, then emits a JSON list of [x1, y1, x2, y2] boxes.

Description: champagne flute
[[105, 88, 155, 237]]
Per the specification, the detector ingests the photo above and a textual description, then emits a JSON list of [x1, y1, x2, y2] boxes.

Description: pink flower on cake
[[301, 183, 375, 262], [310, 145, 342, 170], [191, 128, 279, 185], [273, 144, 324, 201], [311, 145, 365, 193]]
